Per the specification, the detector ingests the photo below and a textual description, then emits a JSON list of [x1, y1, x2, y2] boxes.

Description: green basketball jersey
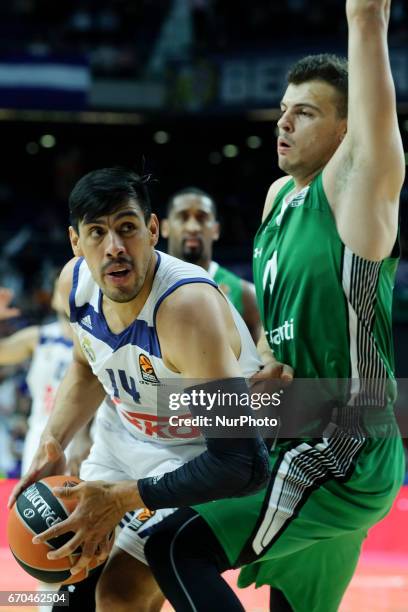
[[195, 173, 403, 610], [209, 261, 244, 315], [253, 172, 399, 404]]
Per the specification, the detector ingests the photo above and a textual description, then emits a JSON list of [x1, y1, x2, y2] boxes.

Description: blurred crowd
[[0, 0, 171, 77], [0, 1, 406, 77]]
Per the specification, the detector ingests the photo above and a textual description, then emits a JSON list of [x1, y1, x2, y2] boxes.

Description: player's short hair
[[166, 187, 218, 218], [287, 54, 348, 118], [69, 167, 152, 231]]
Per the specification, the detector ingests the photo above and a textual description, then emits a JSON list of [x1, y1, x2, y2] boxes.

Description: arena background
[[0, 1, 407, 610]]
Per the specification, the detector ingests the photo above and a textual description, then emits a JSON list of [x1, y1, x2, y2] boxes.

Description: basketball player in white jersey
[[0, 284, 74, 473], [0, 285, 77, 611], [9, 168, 270, 612]]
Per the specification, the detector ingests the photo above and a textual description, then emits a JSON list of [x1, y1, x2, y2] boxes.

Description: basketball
[[7, 475, 112, 585]]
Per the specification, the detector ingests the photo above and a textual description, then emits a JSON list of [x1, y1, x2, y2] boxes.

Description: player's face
[[162, 195, 219, 265], [70, 200, 159, 303], [277, 81, 347, 179]]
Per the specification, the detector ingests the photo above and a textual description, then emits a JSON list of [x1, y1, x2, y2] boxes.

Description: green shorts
[[195, 425, 404, 612]]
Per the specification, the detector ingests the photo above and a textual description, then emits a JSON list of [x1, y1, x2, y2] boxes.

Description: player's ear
[[69, 226, 83, 257], [148, 214, 160, 246], [339, 119, 347, 142], [161, 218, 169, 239]]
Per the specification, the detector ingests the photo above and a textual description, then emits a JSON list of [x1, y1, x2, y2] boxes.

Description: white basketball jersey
[[26, 321, 73, 430], [70, 251, 261, 444]]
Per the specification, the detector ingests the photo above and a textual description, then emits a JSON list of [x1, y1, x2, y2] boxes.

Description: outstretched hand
[[250, 358, 294, 393], [0, 288, 20, 320]]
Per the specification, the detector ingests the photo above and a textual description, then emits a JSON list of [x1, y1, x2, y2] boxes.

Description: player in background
[[161, 188, 261, 342], [0, 284, 74, 474]]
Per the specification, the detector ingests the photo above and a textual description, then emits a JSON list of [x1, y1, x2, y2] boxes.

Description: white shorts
[[80, 400, 205, 563]]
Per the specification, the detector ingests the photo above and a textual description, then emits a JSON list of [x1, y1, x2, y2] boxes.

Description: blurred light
[[40, 134, 56, 148], [26, 142, 39, 155], [209, 152, 222, 165], [0, 109, 145, 125], [248, 109, 281, 121], [247, 135, 262, 149], [223, 144, 239, 158], [154, 131, 170, 144]]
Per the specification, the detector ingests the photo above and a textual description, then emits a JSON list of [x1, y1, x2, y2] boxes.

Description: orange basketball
[[7, 475, 113, 585]]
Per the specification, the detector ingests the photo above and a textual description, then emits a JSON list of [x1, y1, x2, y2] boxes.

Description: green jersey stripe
[[251, 426, 366, 556]]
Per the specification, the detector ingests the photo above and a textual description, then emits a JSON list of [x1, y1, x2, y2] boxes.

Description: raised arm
[[324, 0, 405, 261], [0, 286, 37, 364]]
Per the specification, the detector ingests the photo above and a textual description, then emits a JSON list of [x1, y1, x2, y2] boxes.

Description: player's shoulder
[[262, 175, 293, 221], [58, 257, 82, 291], [153, 251, 214, 302], [157, 281, 221, 328], [157, 251, 212, 281], [56, 257, 82, 311]]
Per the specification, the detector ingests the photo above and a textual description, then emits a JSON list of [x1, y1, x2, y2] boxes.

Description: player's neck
[[199, 257, 211, 272], [292, 166, 323, 192]]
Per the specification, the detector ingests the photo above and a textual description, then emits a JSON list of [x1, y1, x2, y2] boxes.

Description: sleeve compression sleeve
[[137, 377, 271, 510]]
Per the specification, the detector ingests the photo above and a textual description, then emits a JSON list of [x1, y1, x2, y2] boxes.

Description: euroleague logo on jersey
[[127, 507, 156, 534], [139, 354, 160, 384]]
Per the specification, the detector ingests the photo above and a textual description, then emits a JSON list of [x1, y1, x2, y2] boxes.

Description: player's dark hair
[[166, 187, 217, 218], [287, 54, 348, 118], [69, 167, 152, 232]]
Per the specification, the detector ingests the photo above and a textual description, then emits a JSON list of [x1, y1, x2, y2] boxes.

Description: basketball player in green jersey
[[161, 187, 261, 341], [143, 2, 406, 611]]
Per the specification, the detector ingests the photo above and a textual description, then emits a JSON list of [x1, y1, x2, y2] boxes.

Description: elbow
[[249, 440, 271, 492], [348, 4, 388, 29], [232, 440, 271, 496]]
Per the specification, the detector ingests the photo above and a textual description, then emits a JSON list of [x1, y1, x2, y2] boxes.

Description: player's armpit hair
[[138, 378, 271, 510]]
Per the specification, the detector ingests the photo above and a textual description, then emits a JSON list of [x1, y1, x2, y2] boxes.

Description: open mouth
[[108, 269, 130, 278], [277, 140, 292, 155], [104, 263, 133, 284]]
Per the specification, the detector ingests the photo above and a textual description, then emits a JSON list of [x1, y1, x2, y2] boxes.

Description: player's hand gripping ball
[[7, 475, 114, 584]]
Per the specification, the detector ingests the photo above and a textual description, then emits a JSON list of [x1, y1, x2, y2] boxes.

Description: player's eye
[[89, 227, 104, 239], [120, 222, 136, 233]]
